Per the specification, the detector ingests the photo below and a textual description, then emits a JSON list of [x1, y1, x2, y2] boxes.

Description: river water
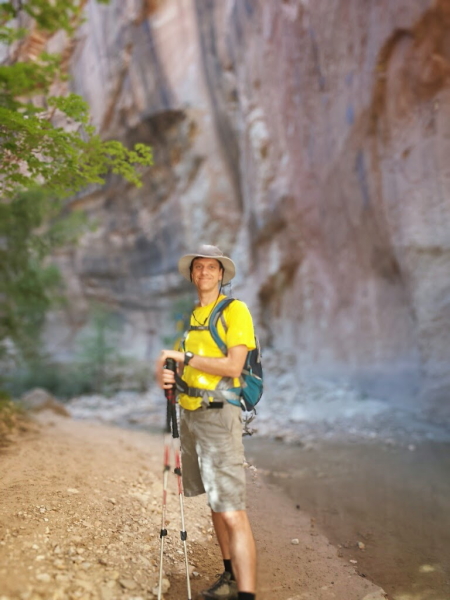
[[244, 436, 450, 600]]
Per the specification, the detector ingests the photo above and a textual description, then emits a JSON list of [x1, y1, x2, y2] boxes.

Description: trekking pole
[[157, 360, 172, 600], [157, 358, 192, 600], [169, 370, 192, 600]]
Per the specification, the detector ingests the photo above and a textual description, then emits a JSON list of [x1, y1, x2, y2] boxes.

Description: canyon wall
[[48, 0, 450, 422]]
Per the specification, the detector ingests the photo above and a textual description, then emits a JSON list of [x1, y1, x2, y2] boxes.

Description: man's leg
[[192, 404, 256, 597], [211, 509, 231, 566], [211, 509, 257, 593]]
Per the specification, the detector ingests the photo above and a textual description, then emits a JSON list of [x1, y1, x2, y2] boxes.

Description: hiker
[[156, 244, 257, 600]]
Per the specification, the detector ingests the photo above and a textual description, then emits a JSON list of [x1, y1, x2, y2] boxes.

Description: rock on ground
[[21, 388, 71, 417]]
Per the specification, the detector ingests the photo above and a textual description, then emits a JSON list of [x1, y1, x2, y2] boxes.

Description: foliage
[[0, 187, 90, 362], [0, 0, 153, 369], [0, 92, 153, 197], [0, 1, 108, 40], [4, 304, 153, 399], [0, 395, 25, 444], [5, 359, 90, 399], [74, 304, 123, 395], [9, 305, 123, 397], [0, 0, 153, 198]]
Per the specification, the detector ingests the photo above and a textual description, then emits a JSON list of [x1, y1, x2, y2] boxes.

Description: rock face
[[48, 0, 450, 423]]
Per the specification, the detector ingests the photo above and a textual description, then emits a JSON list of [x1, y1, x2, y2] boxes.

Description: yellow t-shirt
[[178, 295, 256, 411]]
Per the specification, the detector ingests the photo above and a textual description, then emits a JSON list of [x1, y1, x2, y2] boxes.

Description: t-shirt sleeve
[[225, 300, 256, 351]]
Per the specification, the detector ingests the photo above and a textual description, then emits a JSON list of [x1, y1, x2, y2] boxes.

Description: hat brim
[[178, 253, 236, 285]]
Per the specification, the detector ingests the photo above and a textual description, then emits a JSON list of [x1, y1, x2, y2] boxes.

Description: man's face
[[191, 258, 223, 291]]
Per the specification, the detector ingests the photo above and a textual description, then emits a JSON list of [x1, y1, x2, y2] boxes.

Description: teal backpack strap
[[209, 298, 235, 355]]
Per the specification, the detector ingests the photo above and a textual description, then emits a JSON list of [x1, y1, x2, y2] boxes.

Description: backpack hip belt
[[174, 374, 241, 408]]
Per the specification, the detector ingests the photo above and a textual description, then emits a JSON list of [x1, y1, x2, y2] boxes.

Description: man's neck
[[197, 289, 221, 307]]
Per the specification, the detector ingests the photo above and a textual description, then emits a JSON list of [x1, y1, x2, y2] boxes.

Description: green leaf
[[0, 0, 154, 367]]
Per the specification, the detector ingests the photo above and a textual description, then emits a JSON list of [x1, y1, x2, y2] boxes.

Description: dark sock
[[238, 593, 255, 600], [223, 558, 234, 579]]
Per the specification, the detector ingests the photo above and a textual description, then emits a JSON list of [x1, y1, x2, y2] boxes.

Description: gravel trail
[[0, 412, 386, 600]]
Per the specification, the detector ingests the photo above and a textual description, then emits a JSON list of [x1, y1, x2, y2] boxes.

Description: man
[[156, 244, 257, 600]]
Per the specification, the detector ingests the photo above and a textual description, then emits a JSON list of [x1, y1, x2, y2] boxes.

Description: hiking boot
[[197, 571, 238, 599]]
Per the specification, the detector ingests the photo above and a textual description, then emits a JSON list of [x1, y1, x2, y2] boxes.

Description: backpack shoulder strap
[[209, 297, 235, 355]]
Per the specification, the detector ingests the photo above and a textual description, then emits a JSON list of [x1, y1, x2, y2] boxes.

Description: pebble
[[152, 577, 170, 596], [105, 580, 117, 589], [36, 573, 51, 582], [100, 587, 116, 600], [419, 564, 436, 573], [73, 578, 95, 591], [361, 591, 388, 600], [119, 578, 138, 590], [291, 538, 300, 545]]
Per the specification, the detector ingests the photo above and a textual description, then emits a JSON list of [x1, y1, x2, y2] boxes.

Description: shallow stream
[[244, 437, 450, 600]]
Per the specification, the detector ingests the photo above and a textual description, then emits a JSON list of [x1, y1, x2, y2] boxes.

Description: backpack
[[177, 297, 263, 413], [209, 298, 263, 412]]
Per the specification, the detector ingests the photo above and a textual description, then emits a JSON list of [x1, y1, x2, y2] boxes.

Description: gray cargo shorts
[[179, 401, 246, 512]]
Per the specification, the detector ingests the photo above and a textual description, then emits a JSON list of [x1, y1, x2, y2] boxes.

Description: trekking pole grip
[[163, 358, 179, 438], [163, 358, 177, 400]]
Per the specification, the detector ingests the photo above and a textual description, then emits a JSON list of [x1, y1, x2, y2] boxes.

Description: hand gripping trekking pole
[[158, 358, 192, 600]]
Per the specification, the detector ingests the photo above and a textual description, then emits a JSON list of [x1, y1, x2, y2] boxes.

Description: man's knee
[[216, 509, 248, 530]]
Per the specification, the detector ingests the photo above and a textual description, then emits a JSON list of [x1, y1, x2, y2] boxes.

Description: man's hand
[[155, 349, 185, 389]]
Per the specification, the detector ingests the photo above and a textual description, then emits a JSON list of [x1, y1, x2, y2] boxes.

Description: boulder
[[21, 389, 70, 417]]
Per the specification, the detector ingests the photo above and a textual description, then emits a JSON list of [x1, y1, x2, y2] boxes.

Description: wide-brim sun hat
[[178, 244, 236, 285]]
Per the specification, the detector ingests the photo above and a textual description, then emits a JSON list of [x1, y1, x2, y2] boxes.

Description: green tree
[[0, 1, 153, 376], [0, 0, 153, 198], [75, 304, 123, 395], [0, 187, 89, 362]]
